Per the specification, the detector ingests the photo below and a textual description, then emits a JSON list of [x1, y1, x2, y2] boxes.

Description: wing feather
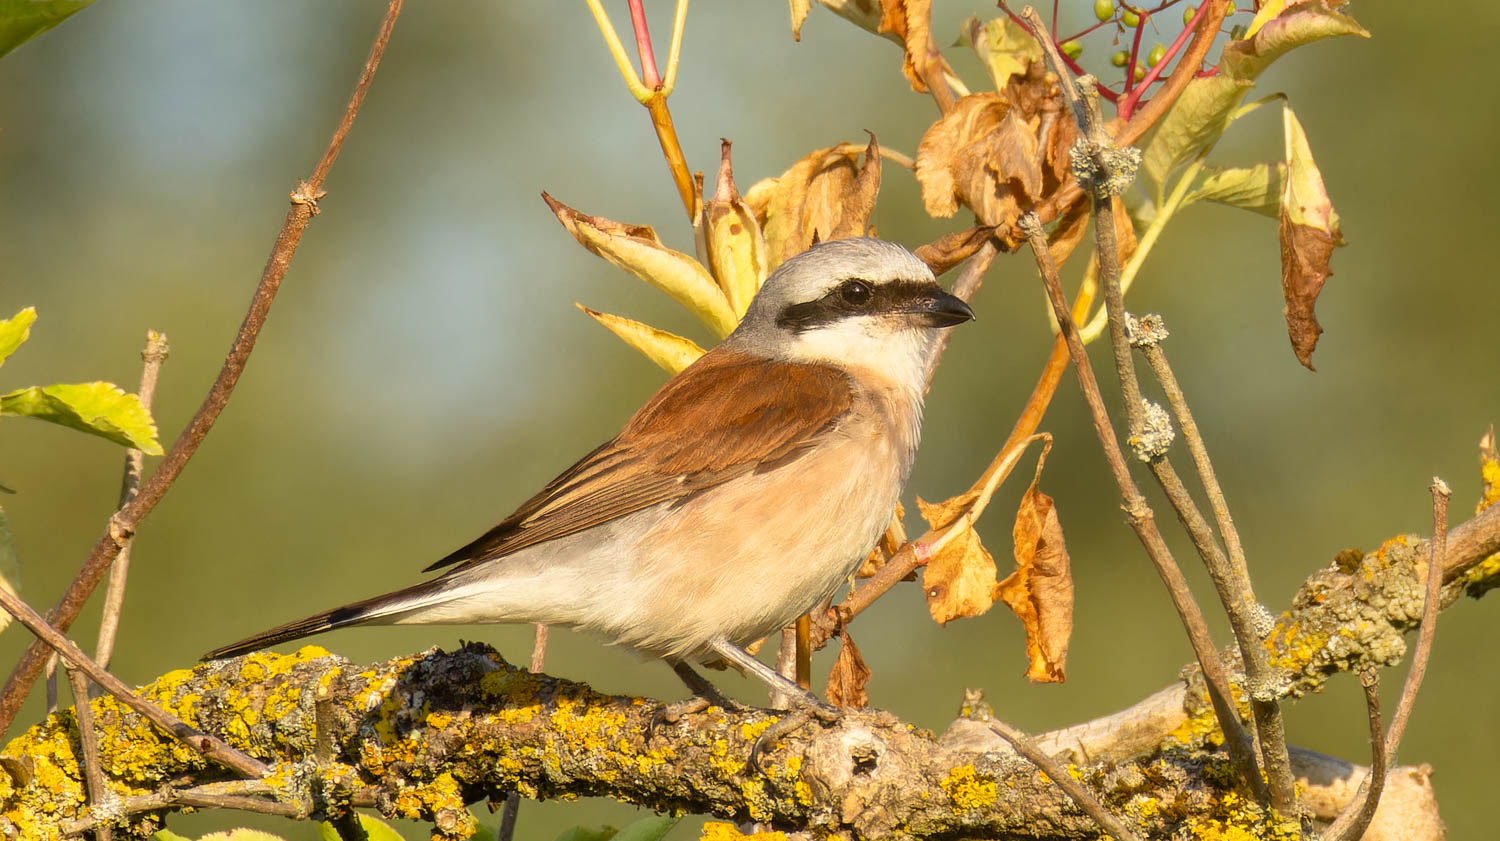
[[424, 349, 853, 572]]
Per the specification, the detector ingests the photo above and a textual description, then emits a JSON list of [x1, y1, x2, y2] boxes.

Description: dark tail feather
[[202, 578, 450, 660]]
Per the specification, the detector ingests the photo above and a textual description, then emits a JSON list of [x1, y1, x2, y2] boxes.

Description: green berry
[[1122, 9, 1140, 27], [1060, 40, 1083, 60], [1133, 64, 1145, 82], [1094, 0, 1115, 22], [1111, 50, 1129, 67], [1183, 5, 1197, 26], [1147, 44, 1166, 67], [1227, 1, 1236, 13]]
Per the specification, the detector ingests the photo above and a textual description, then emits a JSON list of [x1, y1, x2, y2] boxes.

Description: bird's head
[[729, 238, 975, 386]]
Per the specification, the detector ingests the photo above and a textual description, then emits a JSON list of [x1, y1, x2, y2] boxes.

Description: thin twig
[[985, 719, 1144, 841], [64, 664, 113, 841], [0, 586, 268, 779], [1322, 669, 1388, 841], [95, 330, 170, 671], [1386, 480, 1450, 755], [1017, 211, 1263, 800], [61, 780, 306, 836], [0, 0, 406, 735], [498, 622, 550, 841]]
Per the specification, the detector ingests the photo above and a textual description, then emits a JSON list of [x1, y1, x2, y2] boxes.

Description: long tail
[[202, 578, 454, 660]]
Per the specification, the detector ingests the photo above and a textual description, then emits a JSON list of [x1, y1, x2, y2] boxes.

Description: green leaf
[[552, 826, 620, 841], [0, 307, 36, 368], [1142, 3, 1367, 193], [611, 816, 680, 841], [1221, 3, 1369, 81], [1141, 74, 1254, 193], [199, 831, 295, 841], [0, 0, 95, 60], [150, 832, 194, 841], [0, 382, 164, 454], [960, 15, 1041, 90], [318, 815, 410, 841], [1188, 163, 1286, 218]]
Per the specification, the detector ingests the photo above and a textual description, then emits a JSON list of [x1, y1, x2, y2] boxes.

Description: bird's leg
[[708, 635, 839, 720], [708, 635, 843, 774]]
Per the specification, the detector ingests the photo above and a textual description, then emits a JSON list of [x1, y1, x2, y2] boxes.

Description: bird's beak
[[908, 288, 975, 328]]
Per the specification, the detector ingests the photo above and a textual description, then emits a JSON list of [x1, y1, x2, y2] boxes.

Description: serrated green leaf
[[577, 305, 706, 375], [611, 816, 680, 841], [1188, 163, 1285, 218], [0, 506, 18, 635], [552, 825, 620, 841], [0, 0, 94, 59], [318, 815, 410, 841], [0, 307, 36, 368], [1, 382, 164, 454]]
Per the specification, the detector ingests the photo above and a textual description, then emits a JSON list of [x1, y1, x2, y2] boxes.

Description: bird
[[205, 237, 974, 715]]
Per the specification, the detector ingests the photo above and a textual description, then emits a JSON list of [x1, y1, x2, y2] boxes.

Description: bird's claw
[[748, 701, 843, 775]]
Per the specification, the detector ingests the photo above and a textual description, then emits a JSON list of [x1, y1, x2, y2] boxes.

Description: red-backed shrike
[[206, 237, 973, 714]]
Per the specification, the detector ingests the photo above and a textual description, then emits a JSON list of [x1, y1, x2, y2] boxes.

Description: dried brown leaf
[[913, 225, 1000, 275], [857, 502, 906, 578], [876, 0, 950, 94], [918, 508, 997, 626], [702, 141, 769, 317], [789, 0, 811, 40], [1279, 105, 1344, 370], [825, 630, 871, 708], [996, 457, 1074, 683], [752, 136, 884, 269], [914, 93, 1046, 227]]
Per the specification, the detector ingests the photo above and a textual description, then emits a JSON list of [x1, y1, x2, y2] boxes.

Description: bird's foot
[[749, 695, 843, 775]]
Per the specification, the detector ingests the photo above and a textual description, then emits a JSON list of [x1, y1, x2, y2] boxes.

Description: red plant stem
[[1000, 4, 1120, 104], [627, 0, 662, 90], [1124, 9, 1148, 99], [0, 0, 405, 736], [1120, 1, 1209, 120]]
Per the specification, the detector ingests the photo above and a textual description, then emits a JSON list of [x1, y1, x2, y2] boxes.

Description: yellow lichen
[[940, 764, 998, 811], [700, 820, 788, 841]]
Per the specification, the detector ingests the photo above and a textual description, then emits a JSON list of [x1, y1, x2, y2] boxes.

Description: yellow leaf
[[544, 193, 737, 337], [789, 0, 811, 40], [960, 15, 1041, 90], [702, 142, 769, 317], [576, 305, 706, 375], [919, 511, 997, 626]]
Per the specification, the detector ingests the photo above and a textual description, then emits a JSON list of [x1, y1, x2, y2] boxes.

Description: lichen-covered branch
[[4, 506, 1494, 841]]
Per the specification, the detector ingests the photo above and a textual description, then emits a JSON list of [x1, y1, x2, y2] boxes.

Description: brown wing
[[424, 349, 854, 573]]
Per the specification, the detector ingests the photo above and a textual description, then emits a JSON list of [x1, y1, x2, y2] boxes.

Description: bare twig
[[498, 622, 550, 841], [61, 780, 306, 836], [1387, 480, 1450, 755], [1322, 669, 1388, 841], [0, 0, 406, 734], [95, 330, 170, 671], [985, 719, 1144, 841], [0, 586, 268, 779], [63, 664, 113, 841], [1017, 210, 1263, 799]]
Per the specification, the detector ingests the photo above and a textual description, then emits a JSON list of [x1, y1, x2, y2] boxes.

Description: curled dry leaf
[[996, 448, 1074, 683], [918, 493, 997, 625], [875, 0, 951, 95], [575, 305, 706, 375], [916, 434, 1051, 626], [825, 629, 871, 708], [543, 193, 737, 337], [1278, 104, 1344, 370], [744, 134, 882, 270], [701, 141, 769, 318], [789, 0, 811, 41]]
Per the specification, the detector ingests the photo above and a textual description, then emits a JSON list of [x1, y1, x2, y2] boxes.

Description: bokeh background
[[1, 1, 1496, 838]]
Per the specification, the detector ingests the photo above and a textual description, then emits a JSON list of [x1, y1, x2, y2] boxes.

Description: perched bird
[[205, 237, 973, 712]]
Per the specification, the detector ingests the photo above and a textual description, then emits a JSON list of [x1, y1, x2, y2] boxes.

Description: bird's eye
[[839, 280, 873, 306]]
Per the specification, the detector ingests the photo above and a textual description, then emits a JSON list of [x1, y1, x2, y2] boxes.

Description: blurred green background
[[0, 1, 1496, 839]]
